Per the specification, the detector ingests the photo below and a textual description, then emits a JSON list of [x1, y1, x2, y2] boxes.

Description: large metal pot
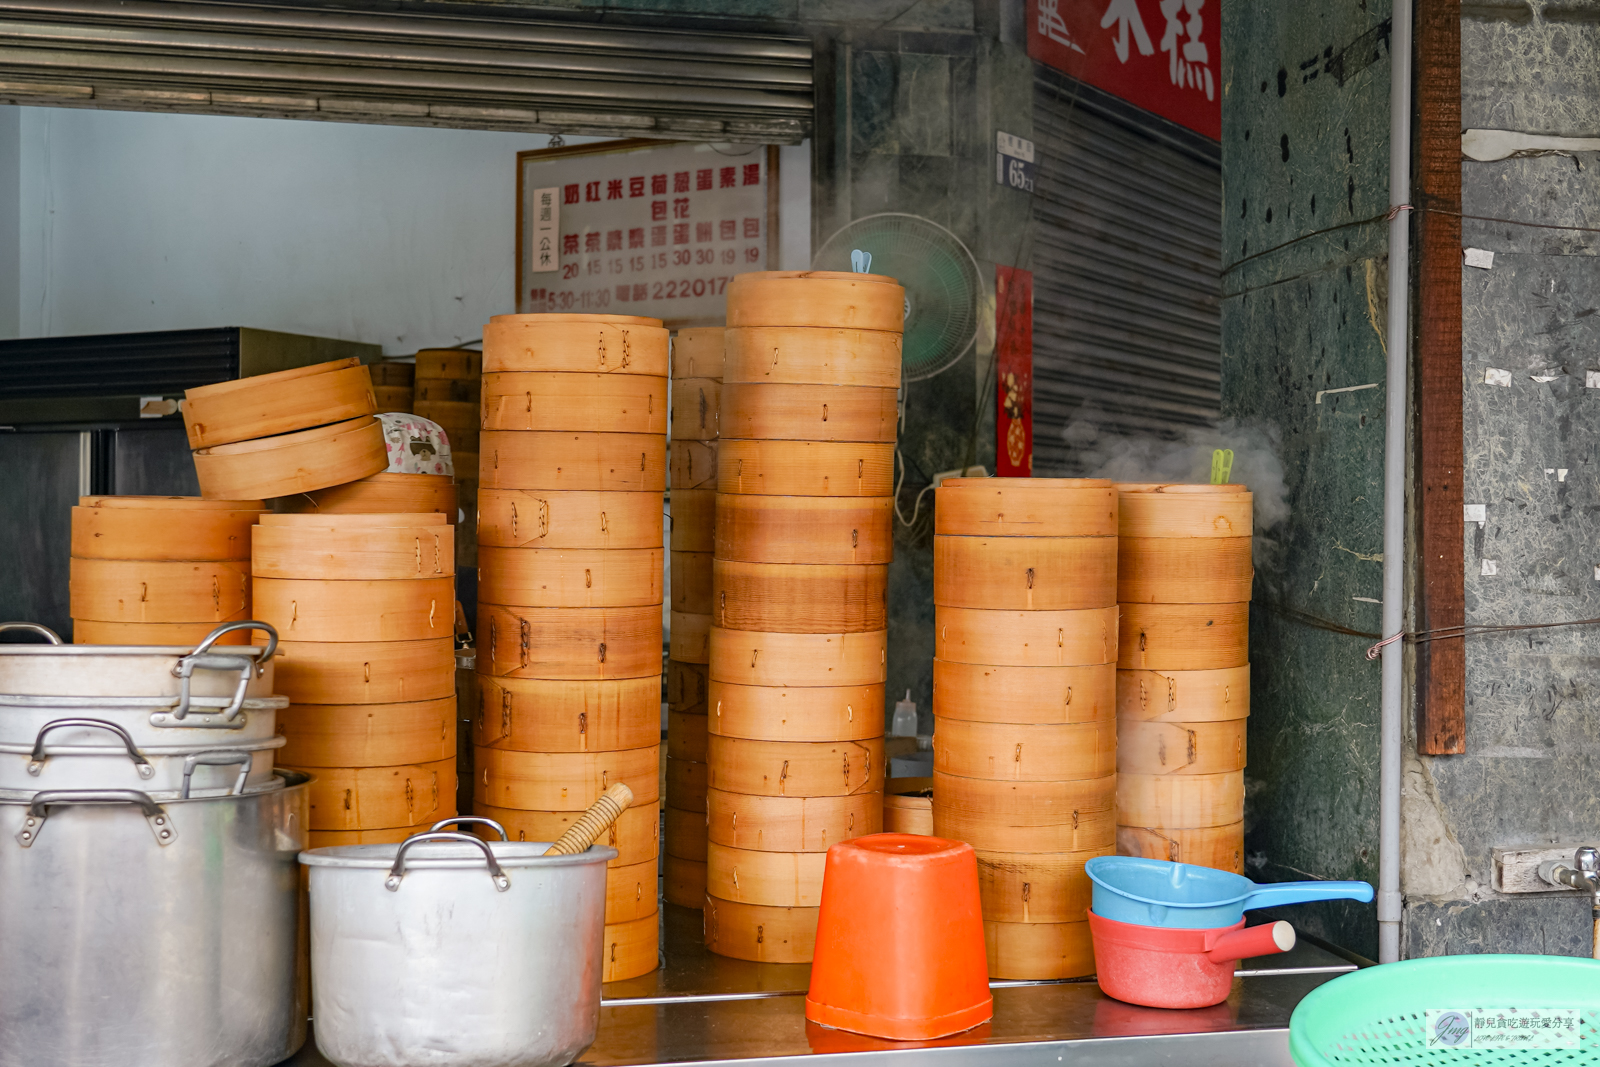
[[0, 769, 310, 1067], [302, 819, 614, 1067], [0, 717, 286, 798]]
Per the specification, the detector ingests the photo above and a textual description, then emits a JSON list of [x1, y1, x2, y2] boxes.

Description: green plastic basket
[[1290, 955, 1600, 1065]]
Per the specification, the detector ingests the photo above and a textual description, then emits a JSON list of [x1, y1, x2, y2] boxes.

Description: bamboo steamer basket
[[985, 919, 1094, 980], [309, 825, 424, 849], [474, 802, 660, 866], [708, 627, 886, 687], [707, 736, 883, 798], [707, 681, 883, 742], [725, 271, 905, 332], [602, 912, 660, 982], [478, 489, 661, 549], [370, 362, 415, 387], [252, 523, 453, 580], [667, 711, 708, 762], [482, 372, 666, 434], [720, 384, 899, 443], [714, 495, 893, 565], [181, 358, 375, 449], [474, 745, 660, 809], [883, 793, 933, 835], [473, 675, 660, 752], [664, 856, 708, 909], [1116, 822, 1244, 874], [303, 757, 455, 831], [933, 535, 1117, 610], [669, 612, 711, 664], [935, 606, 1118, 667], [71, 497, 264, 560], [73, 619, 252, 646], [672, 551, 713, 614], [276, 473, 456, 518], [707, 789, 880, 852], [482, 315, 668, 377], [975, 848, 1109, 924], [932, 772, 1116, 852], [415, 349, 483, 380], [713, 561, 887, 634], [1115, 770, 1244, 828], [1117, 484, 1252, 538], [704, 896, 817, 964], [665, 756, 708, 812], [478, 546, 662, 608], [373, 386, 413, 412], [193, 416, 388, 500], [932, 719, 1115, 782], [722, 327, 901, 388], [477, 603, 661, 680], [935, 478, 1116, 537], [605, 858, 659, 924], [932, 660, 1115, 725], [1117, 718, 1247, 776], [267, 638, 455, 704], [69, 558, 250, 623], [1118, 603, 1249, 670], [670, 378, 721, 440], [670, 489, 715, 552], [1118, 537, 1254, 605], [668, 660, 709, 711], [415, 378, 481, 404], [707, 843, 826, 906], [1116, 666, 1251, 722], [672, 326, 725, 379], [277, 697, 456, 767], [257, 512, 448, 529], [670, 440, 718, 489], [413, 401, 479, 451], [480, 431, 666, 493], [715, 440, 894, 497], [664, 805, 708, 860], [253, 576, 454, 642]]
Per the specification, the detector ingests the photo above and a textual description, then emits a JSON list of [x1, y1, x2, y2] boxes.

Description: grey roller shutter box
[[0, 0, 812, 143]]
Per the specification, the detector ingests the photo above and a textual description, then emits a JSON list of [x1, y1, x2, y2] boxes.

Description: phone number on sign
[[529, 275, 736, 311]]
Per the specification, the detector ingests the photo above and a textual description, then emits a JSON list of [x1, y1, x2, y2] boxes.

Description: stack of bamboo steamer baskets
[[663, 327, 722, 910], [370, 361, 416, 413], [931, 477, 1119, 980], [412, 349, 482, 570], [1115, 483, 1252, 874], [252, 512, 458, 846], [474, 313, 668, 982], [68, 496, 266, 645], [703, 271, 902, 964]]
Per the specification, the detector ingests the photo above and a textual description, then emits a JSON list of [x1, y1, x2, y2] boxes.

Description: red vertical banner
[[995, 266, 1034, 477]]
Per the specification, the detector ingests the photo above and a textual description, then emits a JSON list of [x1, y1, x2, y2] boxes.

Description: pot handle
[[171, 622, 280, 723], [28, 718, 155, 780], [1206, 921, 1295, 964], [0, 622, 63, 644], [180, 750, 253, 799], [15, 789, 176, 848], [429, 816, 510, 841], [385, 831, 510, 893]]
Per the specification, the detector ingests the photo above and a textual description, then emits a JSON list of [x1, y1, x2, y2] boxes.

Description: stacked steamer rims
[[1115, 483, 1252, 873], [412, 349, 482, 571], [475, 313, 668, 982], [370, 360, 416, 413], [663, 327, 723, 910], [931, 478, 1119, 980], [704, 271, 902, 964]]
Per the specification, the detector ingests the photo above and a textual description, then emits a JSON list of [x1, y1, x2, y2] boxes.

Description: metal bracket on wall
[[1493, 845, 1600, 894]]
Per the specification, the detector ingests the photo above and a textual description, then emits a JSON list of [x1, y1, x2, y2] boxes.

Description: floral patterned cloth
[[378, 412, 453, 476]]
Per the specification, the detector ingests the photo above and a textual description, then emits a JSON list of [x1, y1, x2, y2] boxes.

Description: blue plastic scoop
[[1086, 856, 1374, 930]]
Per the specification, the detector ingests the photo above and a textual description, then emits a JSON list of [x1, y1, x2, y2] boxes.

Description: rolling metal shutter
[[1030, 67, 1222, 473]]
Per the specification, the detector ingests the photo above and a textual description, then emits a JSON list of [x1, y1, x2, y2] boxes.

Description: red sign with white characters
[[1027, 0, 1221, 141]]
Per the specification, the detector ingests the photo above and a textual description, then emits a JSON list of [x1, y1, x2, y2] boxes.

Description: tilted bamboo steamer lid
[[670, 378, 721, 440], [476, 603, 661, 680], [664, 805, 708, 860], [935, 605, 1118, 667], [477, 546, 663, 608], [707, 789, 880, 851], [667, 659, 709, 710], [601, 912, 660, 982], [252, 523, 454, 581], [1116, 666, 1250, 722], [473, 744, 660, 809], [975, 847, 1110, 924], [474, 801, 661, 867], [671, 439, 718, 489], [181, 358, 376, 449], [666, 710, 708, 762], [715, 440, 894, 497], [932, 660, 1115, 725], [478, 489, 661, 549], [714, 495, 892, 565], [192, 416, 389, 500], [276, 697, 456, 767], [72, 497, 264, 560], [712, 560, 888, 634], [414, 349, 483, 380], [1116, 822, 1244, 875], [883, 793, 932, 835], [932, 535, 1117, 610], [605, 857, 659, 924], [473, 674, 660, 752], [482, 314, 668, 377], [415, 377, 481, 403], [370, 362, 415, 387], [672, 551, 713, 614], [722, 327, 902, 388], [1117, 602, 1249, 670], [672, 326, 725, 379], [707, 680, 884, 742], [935, 478, 1116, 537], [1117, 718, 1247, 776], [704, 895, 818, 964], [669, 611, 711, 663], [74, 495, 265, 511], [932, 719, 1115, 782], [707, 843, 826, 907], [708, 627, 886, 687], [302, 757, 455, 831], [1115, 770, 1244, 828], [72, 619, 251, 645], [666, 756, 708, 812], [671, 489, 715, 552], [68, 558, 251, 624], [1116, 483, 1252, 538], [931, 772, 1116, 852], [985, 919, 1093, 980], [706, 736, 883, 798], [720, 384, 899, 443], [480, 431, 666, 493], [725, 270, 905, 332], [1118, 537, 1254, 604], [253, 576, 454, 642], [265, 637, 455, 704], [275, 473, 456, 518], [664, 856, 708, 909], [482, 372, 667, 434]]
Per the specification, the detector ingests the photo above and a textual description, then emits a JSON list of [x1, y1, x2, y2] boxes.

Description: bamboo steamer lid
[[257, 512, 448, 528], [725, 271, 905, 332], [664, 856, 708, 909], [672, 551, 713, 614], [704, 896, 817, 964], [482, 315, 668, 377], [664, 805, 708, 860], [373, 386, 413, 412], [415, 378, 481, 403], [266, 637, 455, 704], [480, 431, 666, 493], [707, 736, 883, 798], [723, 327, 902, 388], [932, 660, 1115, 725], [1116, 484, 1252, 538], [72, 619, 252, 646], [1116, 666, 1250, 722], [708, 681, 883, 742], [602, 912, 660, 982], [975, 847, 1110, 924], [666, 755, 708, 812], [714, 495, 893, 565], [370, 362, 416, 387], [309, 825, 424, 848], [720, 384, 899, 443], [708, 627, 886, 687], [415, 349, 483, 379], [1116, 822, 1244, 874], [883, 793, 932, 835], [933, 535, 1116, 610], [1116, 770, 1244, 828], [72, 498, 264, 560], [478, 546, 662, 608], [302, 757, 455, 830], [670, 612, 711, 663], [477, 603, 660, 679], [74, 495, 264, 511], [252, 523, 454, 580], [670, 488, 715, 552], [667, 659, 709, 711], [672, 326, 725, 379], [670, 379, 721, 440], [182, 358, 376, 449], [473, 675, 660, 752], [715, 440, 894, 497], [1118, 537, 1254, 605], [1118, 603, 1249, 670], [68, 558, 250, 624], [193, 416, 389, 500], [474, 744, 660, 809], [1117, 718, 1247, 776], [605, 858, 659, 924], [712, 561, 888, 634], [707, 843, 826, 906], [276, 473, 456, 518], [984, 919, 1093, 980], [932, 772, 1115, 852], [667, 710, 708, 762], [253, 576, 454, 642], [932, 719, 1115, 782], [482, 372, 666, 434], [707, 789, 880, 851], [935, 606, 1118, 667], [935, 478, 1116, 537], [478, 489, 661, 549], [277, 697, 455, 767], [670, 439, 718, 489], [475, 802, 660, 866]]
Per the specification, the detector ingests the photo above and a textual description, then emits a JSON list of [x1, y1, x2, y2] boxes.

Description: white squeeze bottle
[[891, 690, 918, 737]]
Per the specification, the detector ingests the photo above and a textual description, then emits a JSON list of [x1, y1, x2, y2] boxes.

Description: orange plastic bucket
[[805, 833, 992, 1040]]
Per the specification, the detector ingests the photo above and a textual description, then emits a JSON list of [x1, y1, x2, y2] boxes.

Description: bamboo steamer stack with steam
[[664, 327, 723, 909], [474, 313, 668, 982], [413, 349, 482, 570], [1115, 483, 1252, 874], [704, 272, 902, 963], [931, 478, 1118, 980]]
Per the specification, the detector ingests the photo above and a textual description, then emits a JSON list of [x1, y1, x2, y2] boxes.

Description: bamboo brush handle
[[544, 782, 635, 856]]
